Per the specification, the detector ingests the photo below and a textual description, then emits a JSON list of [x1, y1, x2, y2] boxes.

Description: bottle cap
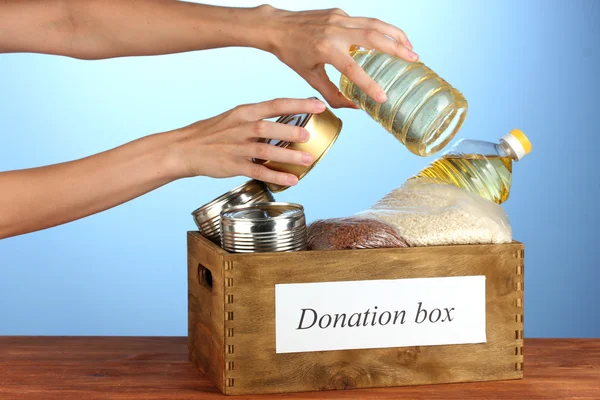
[[501, 129, 531, 161]]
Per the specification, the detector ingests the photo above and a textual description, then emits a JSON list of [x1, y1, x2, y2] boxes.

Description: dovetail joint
[[514, 362, 524, 371], [514, 248, 525, 373], [515, 314, 524, 323], [224, 260, 236, 388], [514, 329, 524, 340]]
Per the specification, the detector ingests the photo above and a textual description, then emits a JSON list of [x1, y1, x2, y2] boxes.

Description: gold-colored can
[[254, 98, 343, 192]]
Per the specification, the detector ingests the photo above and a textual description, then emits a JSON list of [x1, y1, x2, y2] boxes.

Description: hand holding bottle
[[0, 2, 416, 110], [262, 6, 419, 108]]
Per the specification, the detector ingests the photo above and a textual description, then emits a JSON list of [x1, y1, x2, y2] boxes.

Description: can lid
[[501, 129, 532, 161], [221, 202, 304, 222]]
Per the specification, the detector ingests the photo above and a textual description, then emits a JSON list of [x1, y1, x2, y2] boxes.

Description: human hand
[[255, 6, 418, 109], [170, 98, 326, 187]]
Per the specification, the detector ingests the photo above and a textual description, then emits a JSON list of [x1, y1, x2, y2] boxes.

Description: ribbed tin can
[[191, 180, 274, 244], [220, 202, 307, 253]]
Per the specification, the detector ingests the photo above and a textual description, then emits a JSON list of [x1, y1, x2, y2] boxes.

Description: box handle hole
[[198, 264, 213, 291]]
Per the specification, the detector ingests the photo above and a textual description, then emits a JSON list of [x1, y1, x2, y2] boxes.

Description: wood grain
[[0, 337, 598, 399], [187, 232, 525, 395], [188, 232, 227, 393]]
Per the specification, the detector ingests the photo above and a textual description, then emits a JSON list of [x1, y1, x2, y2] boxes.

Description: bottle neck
[[497, 141, 518, 160]]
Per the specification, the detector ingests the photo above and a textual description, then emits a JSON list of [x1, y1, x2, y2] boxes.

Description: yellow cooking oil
[[413, 129, 532, 204], [416, 154, 513, 204], [339, 47, 468, 157]]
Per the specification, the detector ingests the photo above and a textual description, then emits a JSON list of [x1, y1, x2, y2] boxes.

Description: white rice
[[354, 179, 512, 247]]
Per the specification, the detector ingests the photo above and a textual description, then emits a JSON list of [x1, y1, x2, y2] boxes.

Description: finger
[[240, 143, 314, 167], [241, 98, 327, 121], [242, 162, 299, 187], [303, 68, 358, 109], [345, 17, 412, 50], [233, 120, 311, 143], [332, 54, 388, 103], [320, 7, 349, 17], [352, 28, 418, 63]]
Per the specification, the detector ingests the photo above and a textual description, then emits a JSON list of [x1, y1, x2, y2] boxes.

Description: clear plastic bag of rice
[[354, 178, 512, 247]]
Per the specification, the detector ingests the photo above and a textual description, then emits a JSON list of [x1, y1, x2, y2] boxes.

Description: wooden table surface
[[0, 337, 598, 399]]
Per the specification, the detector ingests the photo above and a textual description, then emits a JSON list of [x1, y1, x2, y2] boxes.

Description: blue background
[[1, 0, 598, 337]]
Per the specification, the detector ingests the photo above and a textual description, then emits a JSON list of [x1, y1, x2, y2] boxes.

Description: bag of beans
[[354, 178, 512, 247], [307, 217, 409, 250]]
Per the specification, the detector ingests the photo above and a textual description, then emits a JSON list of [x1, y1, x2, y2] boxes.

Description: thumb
[[303, 67, 358, 109]]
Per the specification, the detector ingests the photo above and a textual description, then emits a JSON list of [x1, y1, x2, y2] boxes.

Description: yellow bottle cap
[[509, 129, 532, 155], [501, 129, 531, 161]]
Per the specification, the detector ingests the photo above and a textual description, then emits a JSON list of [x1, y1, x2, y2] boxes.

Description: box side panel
[[227, 243, 525, 395], [187, 232, 226, 393]]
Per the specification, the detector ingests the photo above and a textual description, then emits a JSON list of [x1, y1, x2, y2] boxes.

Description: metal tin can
[[191, 180, 274, 244], [220, 202, 307, 253], [253, 97, 342, 193]]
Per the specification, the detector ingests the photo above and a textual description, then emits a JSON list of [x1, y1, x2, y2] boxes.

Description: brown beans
[[307, 217, 409, 250]]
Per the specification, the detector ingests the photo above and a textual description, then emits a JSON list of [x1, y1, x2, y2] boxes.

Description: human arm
[[0, 98, 324, 239], [0, 0, 417, 108], [0, 0, 270, 59]]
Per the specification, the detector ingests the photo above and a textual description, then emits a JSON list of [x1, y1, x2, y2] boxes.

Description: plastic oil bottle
[[413, 129, 532, 204], [339, 47, 468, 157]]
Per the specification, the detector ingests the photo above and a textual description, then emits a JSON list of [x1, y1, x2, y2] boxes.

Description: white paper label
[[275, 276, 486, 354]]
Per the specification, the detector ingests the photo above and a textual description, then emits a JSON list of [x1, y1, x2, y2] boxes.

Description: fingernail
[[302, 152, 314, 165], [314, 100, 326, 111], [377, 90, 388, 103], [287, 175, 299, 185], [300, 129, 310, 142], [409, 51, 419, 61]]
